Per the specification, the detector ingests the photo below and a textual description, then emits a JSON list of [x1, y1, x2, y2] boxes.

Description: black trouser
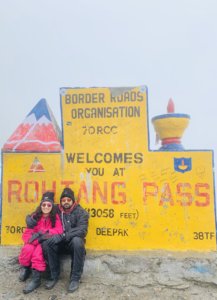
[[42, 237, 86, 281]]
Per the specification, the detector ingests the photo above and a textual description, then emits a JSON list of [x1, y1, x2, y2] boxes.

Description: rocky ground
[[1, 246, 217, 299]]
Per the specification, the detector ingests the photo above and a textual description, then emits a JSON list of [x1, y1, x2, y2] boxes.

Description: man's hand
[[38, 233, 52, 243], [65, 232, 71, 242], [46, 234, 65, 246]]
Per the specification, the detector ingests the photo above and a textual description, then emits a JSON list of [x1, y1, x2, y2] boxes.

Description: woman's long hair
[[32, 204, 58, 227]]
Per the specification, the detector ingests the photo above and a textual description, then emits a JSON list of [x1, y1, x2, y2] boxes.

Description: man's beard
[[62, 203, 72, 210]]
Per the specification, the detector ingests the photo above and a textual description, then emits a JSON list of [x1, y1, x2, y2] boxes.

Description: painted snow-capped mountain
[[3, 98, 62, 152]]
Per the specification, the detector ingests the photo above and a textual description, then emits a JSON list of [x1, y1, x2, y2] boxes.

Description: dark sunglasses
[[41, 203, 52, 208], [61, 198, 72, 203]]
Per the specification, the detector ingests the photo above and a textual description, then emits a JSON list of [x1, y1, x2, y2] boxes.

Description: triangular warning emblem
[[29, 157, 45, 172]]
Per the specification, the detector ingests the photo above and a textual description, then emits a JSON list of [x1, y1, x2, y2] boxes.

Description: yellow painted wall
[[1, 153, 63, 244], [1, 86, 216, 250]]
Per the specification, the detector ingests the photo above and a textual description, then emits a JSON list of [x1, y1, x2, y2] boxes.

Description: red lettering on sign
[[111, 182, 126, 204], [195, 183, 210, 207], [177, 183, 193, 206], [143, 182, 158, 205], [77, 181, 89, 203], [41, 181, 56, 195], [142, 181, 210, 207], [8, 180, 22, 203], [7, 179, 128, 205], [93, 181, 108, 204], [24, 181, 39, 203], [159, 183, 174, 206], [61, 181, 74, 188]]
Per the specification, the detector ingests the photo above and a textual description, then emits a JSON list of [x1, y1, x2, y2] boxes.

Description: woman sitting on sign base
[[18, 191, 63, 294]]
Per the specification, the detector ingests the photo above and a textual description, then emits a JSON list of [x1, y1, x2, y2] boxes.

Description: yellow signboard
[[1, 86, 216, 250], [60, 87, 216, 251]]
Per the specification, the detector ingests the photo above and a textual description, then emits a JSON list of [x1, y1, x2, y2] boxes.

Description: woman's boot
[[23, 269, 41, 294], [19, 266, 31, 282]]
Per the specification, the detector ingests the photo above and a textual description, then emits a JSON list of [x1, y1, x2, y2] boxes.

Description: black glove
[[28, 231, 43, 243], [26, 215, 37, 229], [38, 233, 52, 243], [46, 234, 65, 246]]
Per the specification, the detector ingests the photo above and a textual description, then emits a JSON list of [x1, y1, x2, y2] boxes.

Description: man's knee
[[70, 237, 84, 249]]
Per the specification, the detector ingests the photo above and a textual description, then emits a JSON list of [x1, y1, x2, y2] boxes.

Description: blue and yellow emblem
[[174, 157, 192, 173]]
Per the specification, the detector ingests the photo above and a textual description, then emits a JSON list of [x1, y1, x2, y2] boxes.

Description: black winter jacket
[[57, 204, 89, 241]]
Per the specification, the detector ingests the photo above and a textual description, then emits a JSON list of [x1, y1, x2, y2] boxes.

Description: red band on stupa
[[162, 138, 181, 145]]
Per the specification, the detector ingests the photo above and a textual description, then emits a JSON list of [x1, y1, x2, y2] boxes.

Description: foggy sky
[[0, 0, 217, 175]]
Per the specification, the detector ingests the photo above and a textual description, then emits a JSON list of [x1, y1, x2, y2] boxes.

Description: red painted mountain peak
[[3, 98, 62, 152]]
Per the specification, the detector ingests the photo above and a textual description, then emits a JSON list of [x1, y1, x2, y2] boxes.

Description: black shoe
[[68, 280, 79, 293], [19, 266, 31, 282], [45, 278, 58, 290], [23, 269, 41, 294]]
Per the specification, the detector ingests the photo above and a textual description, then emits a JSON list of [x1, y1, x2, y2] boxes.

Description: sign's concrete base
[[75, 250, 217, 287], [1, 246, 217, 299]]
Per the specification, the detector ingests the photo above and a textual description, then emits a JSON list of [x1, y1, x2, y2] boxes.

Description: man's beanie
[[40, 191, 55, 205], [60, 188, 75, 202]]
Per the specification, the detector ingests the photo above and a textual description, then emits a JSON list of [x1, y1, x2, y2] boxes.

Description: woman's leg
[[19, 244, 35, 267], [23, 245, 45, 294], [18, 244, 34, 281], [31, 244, 47, 272]]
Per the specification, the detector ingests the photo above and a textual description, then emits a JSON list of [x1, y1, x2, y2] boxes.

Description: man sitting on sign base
[[27, 187, 89, 293]]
